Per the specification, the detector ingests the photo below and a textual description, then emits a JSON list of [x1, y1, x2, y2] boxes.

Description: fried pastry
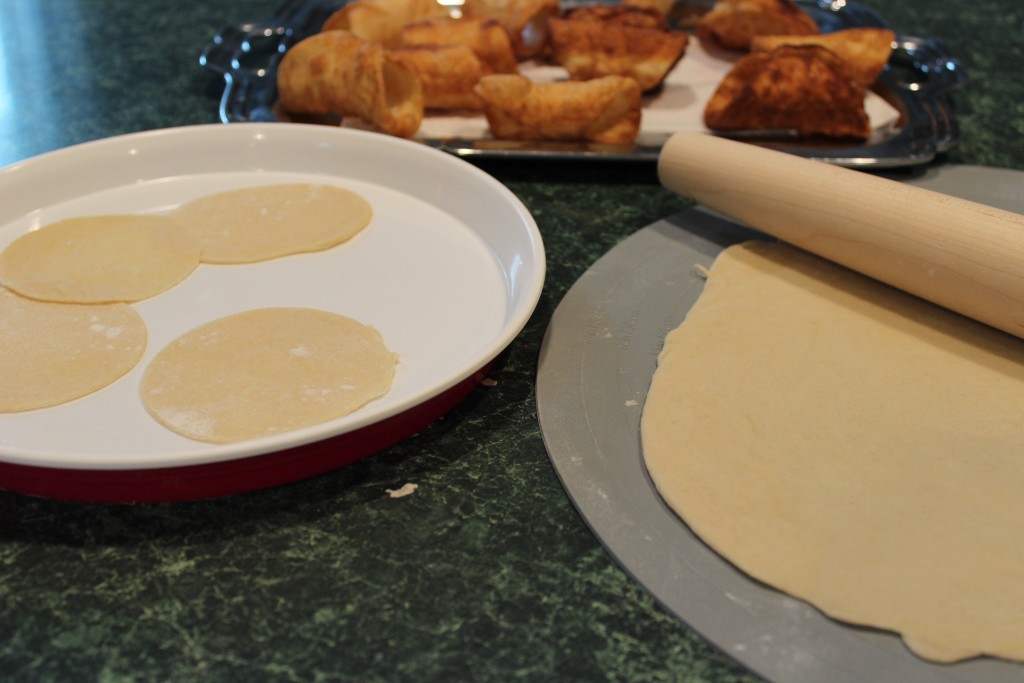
[[277, 31, 424, 137], [704, 44, 871, 139], [392, 44, 491, 110], [548, 11, 688, 92], [397, 16, 519, 73], [696, 0, 820, 51], [562, 4, 666, 28], [463, 0, 560, 59], [621, 0, 677, 20], [751, 27, 896, 86], [321, 0, 448, 46], [474, 74, 643, 144]]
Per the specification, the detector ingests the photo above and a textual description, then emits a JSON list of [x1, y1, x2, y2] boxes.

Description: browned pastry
[[391, 44, 492, 110], [751, 27, 896, 86], [321, 0, 448, 46], [397, 16, 519, 74], [621, 0, 677, 20], [562, 4, 666, 28], [696, 0, 820, 51], [474, 74, 643, 143], [276, 31, 424, 137], [704, 44, 871, 139], [548, 12, 688, 92], [462, 0, 560, 59]]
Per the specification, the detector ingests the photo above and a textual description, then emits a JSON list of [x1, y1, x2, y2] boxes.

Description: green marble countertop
[[0, 0, 1021, 680]]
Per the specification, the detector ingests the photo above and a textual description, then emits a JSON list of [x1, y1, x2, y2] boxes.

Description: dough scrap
[[0, 288, 147, 412], [0, 214, 200, 303], [641, 241, 1024, 663], [172, 183, 372, 264], [140, 308, 397, 444]]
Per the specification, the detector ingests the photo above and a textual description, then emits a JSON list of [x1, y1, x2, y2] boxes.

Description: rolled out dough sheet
[[641, 240, 1024, 663], [0, 214, 200, 304], [171, 183, 372, 264], [0, 288, 147, 412], [140, 307, 397, 444]]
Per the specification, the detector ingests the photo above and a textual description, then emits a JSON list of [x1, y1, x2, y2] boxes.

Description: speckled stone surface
[[0, 0, 1020, 680]]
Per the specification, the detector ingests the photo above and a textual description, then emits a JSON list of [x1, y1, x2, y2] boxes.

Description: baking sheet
[[535, 165, 1024, 682], [0, 123, 544, 471], [201, 0, 966, 166]]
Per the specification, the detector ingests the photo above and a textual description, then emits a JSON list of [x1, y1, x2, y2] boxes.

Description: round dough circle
[[0, 288, 147, 412], [140, 308, 397, 444], [172, 183, 373, 264], [641, 241, 1024, 663], [0, 214, 201, 303]]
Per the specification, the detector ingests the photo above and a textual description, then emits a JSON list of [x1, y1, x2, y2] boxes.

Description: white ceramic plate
[[0, 123, 545, 472]]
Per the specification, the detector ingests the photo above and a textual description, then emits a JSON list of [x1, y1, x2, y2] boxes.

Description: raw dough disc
[[171, 183, 373, 264], [0, 288, 147, 412], [140, 308, 397, 444], [641, 241, 1024, 664], [0, 214, 201, 303]]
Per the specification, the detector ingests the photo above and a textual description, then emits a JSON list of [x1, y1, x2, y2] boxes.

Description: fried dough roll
[[621, 0, 676, 20], [392, 45, 491, 110], [398, 16, 519, 73], [564, 5, 665, 27], [704, 45, 870, 139], [696, 0, 820, 51], [474, 74, 642, 144], [321, 0, 448, 46], [277, 31, 424, 137], [463, 0, 560, 59], [751, 27, 896, 86], [548, 11, 688, 92]]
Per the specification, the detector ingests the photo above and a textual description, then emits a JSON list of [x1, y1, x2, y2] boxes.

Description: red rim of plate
[[0, 365, 491, 503]]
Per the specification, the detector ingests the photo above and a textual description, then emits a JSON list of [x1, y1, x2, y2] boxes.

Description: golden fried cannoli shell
[[696, 0, 820, 51], [398, 16, 519, 74], [563, 5, 666, 28], [621, 0, 676, 20], [474, 74, 642, 144], [391, 45, 491, 110], [704, 44, 871, 139], [548, 16, 689, 92], [750, 27, 896, 86], [277, 31, 424, 137], [321, 0, 448, 46], [278, 32, 363, 114], [463, 0, 560, 59]]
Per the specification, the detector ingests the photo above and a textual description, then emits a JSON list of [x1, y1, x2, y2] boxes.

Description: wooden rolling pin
[[658, 132, 1024, 340]]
